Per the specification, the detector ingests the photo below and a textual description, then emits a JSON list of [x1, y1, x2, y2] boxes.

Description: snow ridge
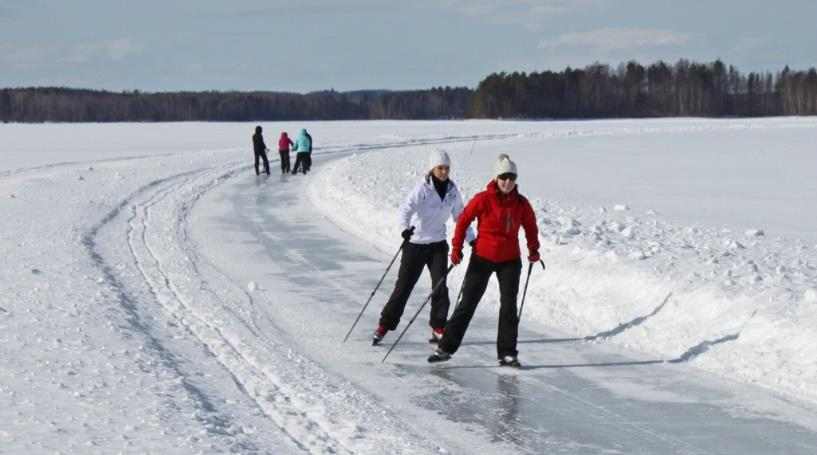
[[307, 133, 817, 406]]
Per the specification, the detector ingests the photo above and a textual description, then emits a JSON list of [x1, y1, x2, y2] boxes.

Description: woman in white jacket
[[372, 149, 475, 345]]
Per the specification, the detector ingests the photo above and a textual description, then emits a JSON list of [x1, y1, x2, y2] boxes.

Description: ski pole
[[343, 227, 414, 343], [445, 265, 467, 317], [382, 264, 456, 363], [518, 259, 545, 320], [454, 277, 465, 309]]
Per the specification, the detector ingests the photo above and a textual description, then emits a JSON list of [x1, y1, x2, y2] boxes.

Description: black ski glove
[[401, 227, 415, 241]]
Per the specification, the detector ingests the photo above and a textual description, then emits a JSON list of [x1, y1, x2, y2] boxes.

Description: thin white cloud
[[421, 0, 609, 26], [0, 43, 49, 70], [731, 36, 769, 55], [539, 27, 694, 51], [67, 38, 143, 63], [1, 38, 143, 70]]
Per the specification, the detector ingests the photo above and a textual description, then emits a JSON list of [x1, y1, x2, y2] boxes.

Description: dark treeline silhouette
[[310, 86, 471, 118], [0, 86, 471, 122], [470, 60, 817, 118], [0, 88, 371, 122], [2, 59, 816, 122], [369, 87, 472, 119]]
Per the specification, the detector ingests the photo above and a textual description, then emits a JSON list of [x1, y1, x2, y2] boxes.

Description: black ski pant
[[278, 150, 290, 174], [292, 153, 308, 174], [303, 154, 312, 173], [379, 241, 450, 331], [438, 255, 522, 359], [254, 150, 270, 175]]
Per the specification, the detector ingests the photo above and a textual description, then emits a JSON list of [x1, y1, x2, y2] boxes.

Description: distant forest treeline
[[470, 60, 817, 118], [2, 59, 816, 122]]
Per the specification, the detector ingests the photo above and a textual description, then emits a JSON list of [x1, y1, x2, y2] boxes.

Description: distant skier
[[291, 128, 312, 175], [372, 149, 475, 346], [278, 132, 293, 174], [252, 125, 270, 175], [428, 154, 540, 368], [304, 129, 313, 173]]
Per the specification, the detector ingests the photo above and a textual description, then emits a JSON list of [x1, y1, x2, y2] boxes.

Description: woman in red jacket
[[428, 154, 540, 368], [278, 132, 294, 174]]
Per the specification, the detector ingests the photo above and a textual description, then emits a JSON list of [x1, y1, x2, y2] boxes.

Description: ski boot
[[372, 326, 388, 346], [499, 355, 522, 368], [428, 327, 444, 343], [427, 348, 451, 363]]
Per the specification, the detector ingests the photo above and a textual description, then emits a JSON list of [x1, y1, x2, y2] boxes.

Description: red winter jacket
[[452, 180, 539, 263], [278, 133, 294, 152]]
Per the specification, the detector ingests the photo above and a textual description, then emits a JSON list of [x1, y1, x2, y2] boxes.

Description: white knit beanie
[[428, 148, 451, 171], [495, 153, 517, 176]]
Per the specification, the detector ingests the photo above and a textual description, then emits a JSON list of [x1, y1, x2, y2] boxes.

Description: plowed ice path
[[3, 125, 817, 454], [194, 147, 817, 454]]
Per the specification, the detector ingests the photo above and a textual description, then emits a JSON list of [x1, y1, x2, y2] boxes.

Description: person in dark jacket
[[278, 132, 293, 174], [428, 154, 540, 368], [252, 126, 270, 175], [304, 130, 313, 172]]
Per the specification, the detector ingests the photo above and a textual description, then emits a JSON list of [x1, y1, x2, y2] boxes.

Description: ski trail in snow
[[121, 152, 453, 453], [123, 162, 348, 453], [81, 167, 266, 452], [0, 152, 180, 179], [183, 230, 445, 453], [93, 134, 511, 453]]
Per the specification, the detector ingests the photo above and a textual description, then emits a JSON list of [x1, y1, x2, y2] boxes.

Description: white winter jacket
[[398, 177, 475, 245]]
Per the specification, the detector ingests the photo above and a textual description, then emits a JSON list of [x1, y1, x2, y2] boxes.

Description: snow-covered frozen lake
[[2, 118, 817, 453]]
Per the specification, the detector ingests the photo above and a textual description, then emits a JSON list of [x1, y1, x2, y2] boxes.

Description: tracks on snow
[[86, 161, 349, 453], [79, 132, 508, 453]]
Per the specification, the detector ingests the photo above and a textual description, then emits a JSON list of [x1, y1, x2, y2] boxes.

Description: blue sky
[[2, 0, 815, 92]]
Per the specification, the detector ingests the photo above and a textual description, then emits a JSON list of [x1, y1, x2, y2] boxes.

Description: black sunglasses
[[497, 173, 517, 181]]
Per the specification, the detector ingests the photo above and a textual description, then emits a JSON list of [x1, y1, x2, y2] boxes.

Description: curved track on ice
[[182, 140, 817, 454], [79, 136, 817, 454]]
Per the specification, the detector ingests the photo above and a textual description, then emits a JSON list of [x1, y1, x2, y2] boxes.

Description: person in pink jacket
[[278, 132, 293, 174]]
